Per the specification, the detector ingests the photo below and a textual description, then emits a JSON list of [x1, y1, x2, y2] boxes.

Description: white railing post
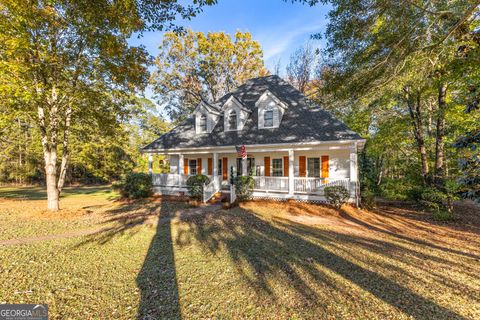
[[230, 184, 236, 203], [203, 181, 207, 203], [178, 154, 184, 175]]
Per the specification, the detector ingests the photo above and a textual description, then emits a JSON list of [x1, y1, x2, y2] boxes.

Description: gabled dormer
[[194, 101, 221, 134], [256, 90, 287, 129], [223, 95, 251, 131]]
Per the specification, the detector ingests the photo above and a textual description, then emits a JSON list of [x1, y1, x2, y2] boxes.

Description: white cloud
[[259, 19, 326, 62]]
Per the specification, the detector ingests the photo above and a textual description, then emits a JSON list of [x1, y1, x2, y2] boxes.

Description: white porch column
[[213, 152, 219, 188], [288, 149, 294, 195], [148, 154, 153, 175], [178, 154, 184, 175], [242, 157, 247, 176], [349, 143, 358, 201]]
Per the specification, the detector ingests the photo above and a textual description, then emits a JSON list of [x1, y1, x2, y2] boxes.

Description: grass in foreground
[[0, 186, 479, 319]]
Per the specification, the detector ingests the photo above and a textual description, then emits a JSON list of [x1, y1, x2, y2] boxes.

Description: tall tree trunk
[[45, 151, 59, 211], [426, 99, 434, 137], [38, 104, 60, 211], [38, 84, 64, 211], [435, 82, 447, 182], [405, 88, 429, 184], [57, 106, 72, 194]]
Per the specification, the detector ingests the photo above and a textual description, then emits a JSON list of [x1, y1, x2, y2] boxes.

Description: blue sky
[[128, 0, 330, 112]]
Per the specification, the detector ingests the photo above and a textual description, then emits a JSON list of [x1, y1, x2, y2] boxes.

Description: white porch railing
[[203, 176, 221, 203], [253, 176, 289, 192], [152, 174, 214, 187], [152, 173, 352, 198], [152, 174, 189, 187], [294, 177, 350, 194]]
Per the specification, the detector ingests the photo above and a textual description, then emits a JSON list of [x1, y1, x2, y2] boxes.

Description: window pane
[[189, 160, 197, 175], [272, 158, 283, 176], [307, 158, 320, 177], [247, 158, 255, 175], [264, 110, 273, 127], [236, 158, 243, 176], [229, 111, 237, 130], [199, 115, 207, 132]]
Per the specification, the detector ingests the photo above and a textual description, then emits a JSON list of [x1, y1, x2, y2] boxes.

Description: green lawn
[[0, 186, 479, 319]]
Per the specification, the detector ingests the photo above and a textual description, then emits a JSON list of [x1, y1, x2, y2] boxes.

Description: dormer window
[[256, 90, 287, 129], [228, 110, 237, 130], [199, 114, 207, 132], [264, 106, 274, 127]]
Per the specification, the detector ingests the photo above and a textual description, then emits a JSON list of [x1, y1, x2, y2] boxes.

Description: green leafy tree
[[151, 29, 268, 122], [301, 0, 478, 193], [0, 0, 213, 210]]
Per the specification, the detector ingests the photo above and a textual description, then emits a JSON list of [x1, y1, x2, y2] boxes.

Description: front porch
[[151, 174, 352, 198], [146, 142, 359, 203]]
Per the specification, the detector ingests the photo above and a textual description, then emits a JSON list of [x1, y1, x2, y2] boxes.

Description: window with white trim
[[199, 114, 207, 132], [272, 158, 283, 176], [228, 110, 237, 130], [264, 106, 274, 127], [307, 158, 320, 177], [189, 159, 197, 175]]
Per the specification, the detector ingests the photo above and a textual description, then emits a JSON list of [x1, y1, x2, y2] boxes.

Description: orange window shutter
[[184, 158, 189, 175], [299, 156, 306, 177], [264, 157, 271, 176], [222, 157, 228, 180], [208, 158, 213, 175], [197, 158, 202, 174], [321, 156, 329, 178], [283, 156, 289, 177]]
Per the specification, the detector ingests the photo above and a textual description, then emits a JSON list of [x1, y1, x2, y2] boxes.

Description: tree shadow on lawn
[[338, 206, 480, 260], [0, 185, 113, 201], [136, 208, 181, 320], [74, 199, 184, 320], [175, 207, 470, 319], [0, 186, 47, 200]]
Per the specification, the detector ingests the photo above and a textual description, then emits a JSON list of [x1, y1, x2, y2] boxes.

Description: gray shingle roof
[[143, 75, 362, 151]]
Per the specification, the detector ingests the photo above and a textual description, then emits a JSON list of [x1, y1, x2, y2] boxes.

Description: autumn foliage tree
[[0, 0, 214, 210], [151, 29, 268, 122]]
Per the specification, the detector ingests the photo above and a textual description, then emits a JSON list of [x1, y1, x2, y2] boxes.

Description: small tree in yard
[[234, 176, 254, 201], [186, 175, 210, 201], [324, 186, 349, 209]]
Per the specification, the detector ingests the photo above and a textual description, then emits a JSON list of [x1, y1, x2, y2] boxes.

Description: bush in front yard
[[112, 172, 153, 199], [324, 186, 349, 209], [234, 176, 254, 201], [186, 175, 210, 200]]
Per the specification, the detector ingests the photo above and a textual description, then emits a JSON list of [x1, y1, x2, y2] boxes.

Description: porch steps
[[208, 192, 225, 204]]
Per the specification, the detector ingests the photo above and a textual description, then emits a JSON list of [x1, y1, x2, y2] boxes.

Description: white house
[[143, 75, 365, 203]]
